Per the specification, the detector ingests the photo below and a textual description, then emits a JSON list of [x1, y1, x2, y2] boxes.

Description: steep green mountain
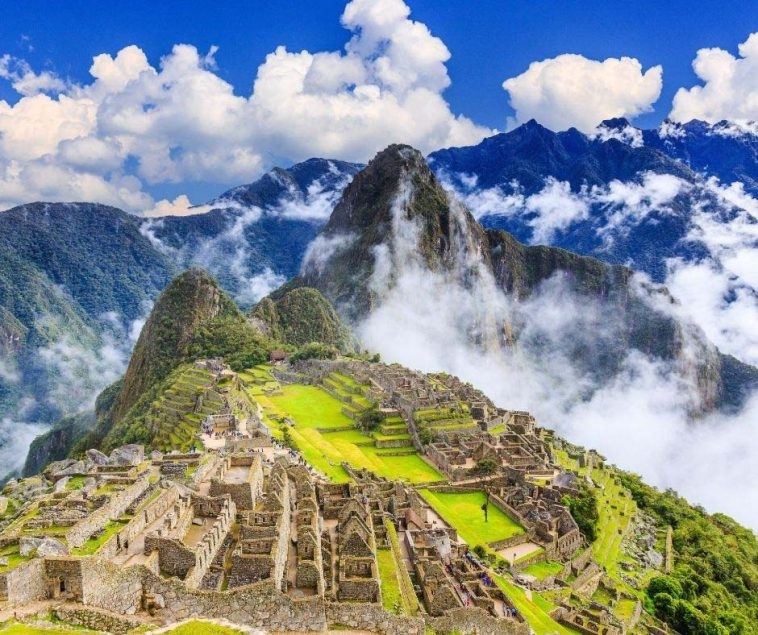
[[0, 202, 176, 475], [251, 286, 352, 350], [97, 268, 269, 448], [300, 144, 757, 411], [0, 202, 175, 323]]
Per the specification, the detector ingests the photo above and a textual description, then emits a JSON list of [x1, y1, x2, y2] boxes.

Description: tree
[[357, 406, 384, 432], [562, 483, 599, 542]]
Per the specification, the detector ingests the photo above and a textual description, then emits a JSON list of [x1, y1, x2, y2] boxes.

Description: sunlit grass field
[[418, 489, 524, 545]]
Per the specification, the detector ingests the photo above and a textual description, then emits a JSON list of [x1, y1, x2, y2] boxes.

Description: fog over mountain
[[300, 143, 758, 528]]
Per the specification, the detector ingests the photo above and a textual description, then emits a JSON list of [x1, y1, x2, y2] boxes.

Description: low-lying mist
[[356, 180, 758, 529]]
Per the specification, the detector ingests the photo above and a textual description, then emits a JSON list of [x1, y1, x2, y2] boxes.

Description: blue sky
[[0, 0, 755, 209], [1, 0, 753, 128]]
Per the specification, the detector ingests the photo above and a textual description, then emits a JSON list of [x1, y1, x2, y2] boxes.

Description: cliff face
[[301, 144, 756, 412]]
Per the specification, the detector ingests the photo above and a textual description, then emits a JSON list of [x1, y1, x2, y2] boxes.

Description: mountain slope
[[301, 144, 756, 412], [141, 158, 362, 306], [428, 119, 756, 282], [251, 287, 352, 349]]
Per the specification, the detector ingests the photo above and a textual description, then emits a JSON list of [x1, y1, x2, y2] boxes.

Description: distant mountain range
[[1, 118, 756, 478]]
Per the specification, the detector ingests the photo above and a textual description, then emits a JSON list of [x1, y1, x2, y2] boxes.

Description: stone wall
[[428, 607, 531, 635], [208, 454, 262, 511], [1, 557, 47, 603], [45, 557, 83, 600], [65, 475, 150, 548], [80, 558, 144, 615], [54, 605, 145, 634], [100, 486, 181, 560], [326, 601, 425, 635]]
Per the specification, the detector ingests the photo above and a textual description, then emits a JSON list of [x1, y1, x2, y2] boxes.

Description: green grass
[[384, 519, 419, 615], [161, 621, 244, 634], [263, 385, 444, 484], [71, 520, 128, 556], [418, 489, 524, 545], [64, 476, 86, 491], [0, 544, 28, 573], [377, 548, 403, 613], [523, 560, 564, 580], [494, 574, 581, 635]]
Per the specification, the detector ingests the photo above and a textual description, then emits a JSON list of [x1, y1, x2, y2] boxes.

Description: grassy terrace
[[522, 560, 563, 580], [256, 382, 444, 484], [494, 574, 580, 635], [71, 519, 129, 556], [377, 548, 403, 612], [418, 489, 524, 546]]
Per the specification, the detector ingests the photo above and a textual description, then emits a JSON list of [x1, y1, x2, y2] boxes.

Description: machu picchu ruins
[[0, 357, 681, 634]]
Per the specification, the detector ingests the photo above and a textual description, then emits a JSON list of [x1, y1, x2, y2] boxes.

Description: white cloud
[[0, 54, 67, 96], [142, 195, 212, 218], [670, 32, 758, 124], [352, 174, 758, 528], [503, 54, 662, 133], [0, 0, 491, 213]]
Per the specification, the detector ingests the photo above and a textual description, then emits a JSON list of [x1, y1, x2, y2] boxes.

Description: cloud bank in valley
[[355, 180, 758, 529]]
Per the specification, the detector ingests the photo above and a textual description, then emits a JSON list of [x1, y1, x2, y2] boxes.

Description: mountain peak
[[109, 268, 239, 423], [598, 117, 633, 130]]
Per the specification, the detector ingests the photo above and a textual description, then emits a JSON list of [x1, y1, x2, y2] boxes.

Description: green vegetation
[[290, 341, 339, 362], [261, 384, 443, 483], [418, 489, 524, 545], [71, 519, 128, 556], [619, 472, 758, 634], [252, 287, 352, 350], [494, 574, 579, 635], [562, 482, 599, 542], [384, 518, 419, 615], [522, 560, 563, 580], [377, 548, 403, 613], [356, 405, 384, 432]]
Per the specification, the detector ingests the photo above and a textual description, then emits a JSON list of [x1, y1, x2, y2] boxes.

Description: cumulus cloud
[[0, 0, 490, 213], [670, 32, 758, 124], [142, 195, 213, 218], [503, 54, 662, 132]]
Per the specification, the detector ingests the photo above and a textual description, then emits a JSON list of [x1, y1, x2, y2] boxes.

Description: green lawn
[[522, 560, 563, 580], [264, 385, 444, 484], [377, 548, 403, 613], [418, 489, 524, 546], [268, 385, 354, 429], [494, 574, 581, 635]]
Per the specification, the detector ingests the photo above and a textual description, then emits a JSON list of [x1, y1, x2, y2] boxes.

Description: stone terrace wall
[[100, 486, 181, 560], [1, 558, 47, 603], [326, 601, 425, 635], [54, 606, 145, 635], [65, 475, 150, 548], [428, 607, 531, 635], [80, 558, 144, 615]]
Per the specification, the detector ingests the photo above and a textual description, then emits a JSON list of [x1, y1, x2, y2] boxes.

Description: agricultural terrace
[[246, 372, 443, 484], [418, 489, 524, 546]]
